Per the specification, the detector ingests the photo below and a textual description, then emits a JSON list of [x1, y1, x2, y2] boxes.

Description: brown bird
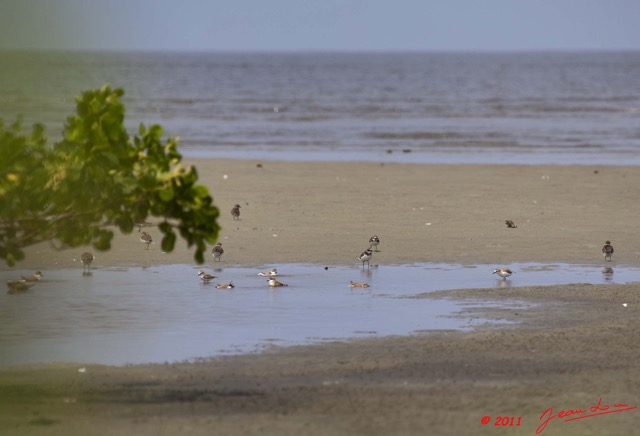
[[231, 204, 241, 220], [505, 220, 517, 228], [136, 221, 151, 232], [197, 270, 217, 283], [358, 249, 373, 268], [6, 280, 35, 294], [268, 278, 288, 287], [140, 232, 153, 250], [368, 235, 380, 251], [216, 282, 235, 289], [21, 271, 43, 282], [80, 252, 94, 272], [492, 268, 514, 280], [349, 281, 370, 288], [602, 241, 614, 262], [212, 243, 224, 262]]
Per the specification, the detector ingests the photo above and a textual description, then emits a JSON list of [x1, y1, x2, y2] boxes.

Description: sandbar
[[2, 160, 640, 435]]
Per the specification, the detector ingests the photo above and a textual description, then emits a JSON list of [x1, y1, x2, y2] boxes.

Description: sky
[[0, 0, 639, 52]]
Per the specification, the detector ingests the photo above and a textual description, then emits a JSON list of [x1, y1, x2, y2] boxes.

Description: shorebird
[[21, 271, 43, 282], [231, 204, 241, 220], [602, 241, 614, 262], [349, 281, 370, 288], [369, 235, 380, 251], [198, 270, 217, 283], [140, 232, 153, 250], [136, 221, 152, 232], [80, 252, 94, 272], [6, 280, 35, 294], [358, 248, 373, 268], [258, 268, 278, 277], [212, 242, 224, 262], [493, 268, 514, 280], [216, 282, 235, 289], [268, 278, 288, 287], [505, 220, 517, 228]]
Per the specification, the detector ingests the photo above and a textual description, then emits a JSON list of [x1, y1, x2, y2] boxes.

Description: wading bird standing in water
[[81, 252, 94, 272], [493, 268, 513, 280], [358, 248, 373, 269]]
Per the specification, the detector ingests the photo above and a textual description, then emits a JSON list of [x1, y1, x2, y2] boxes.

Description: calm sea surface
[[1, 50, 639, 165]]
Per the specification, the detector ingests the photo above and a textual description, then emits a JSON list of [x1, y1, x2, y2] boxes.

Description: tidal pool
[[0, 262, 637, 367]]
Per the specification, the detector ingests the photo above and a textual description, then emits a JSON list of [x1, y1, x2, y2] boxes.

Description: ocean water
[[1, 50, 639, 165]]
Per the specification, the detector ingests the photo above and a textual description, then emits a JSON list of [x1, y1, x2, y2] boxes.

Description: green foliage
[[0, 84, 220, 266]]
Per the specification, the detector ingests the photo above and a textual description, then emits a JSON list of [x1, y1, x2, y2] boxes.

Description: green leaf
[[194, 249, 204, 264], [161, 231, 176, 252], [0, 85, 220, 266], [158, 186, 174, 201], [158, 221, 172, 233], [193, 185, 209, 197], [116, 214, 134, 233]]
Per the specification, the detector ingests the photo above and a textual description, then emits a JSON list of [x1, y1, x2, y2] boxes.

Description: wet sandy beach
[[2, 160, 640, 435]]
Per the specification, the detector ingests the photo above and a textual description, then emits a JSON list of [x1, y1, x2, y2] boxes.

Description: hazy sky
[[1, 0, 639, 52]]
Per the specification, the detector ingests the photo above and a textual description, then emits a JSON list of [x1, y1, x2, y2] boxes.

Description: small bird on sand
[[493, 268, 514, 280], [140, 232, 153, 250], [231, 204, 241, 220], [349, 281, 370, 288], [198, 270, 217, 283], [212, 243, 224, 262], [136, 221, 152, 232], [369, 235, 380, 251], [358, 249, 373, 268], [268, 278, 288, 287], [258, 268, 278, 277], [505, 220, 517, 228], [216, 282, 235, 289], [80, 252, 94, 272], [21, 271, 43, 282], [602, 241, 614, 262], [6, 280, 35, 294]]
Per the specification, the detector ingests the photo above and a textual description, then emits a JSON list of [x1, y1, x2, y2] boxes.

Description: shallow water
[[180, 146, 640, 166], [0, 262, 637, 367]]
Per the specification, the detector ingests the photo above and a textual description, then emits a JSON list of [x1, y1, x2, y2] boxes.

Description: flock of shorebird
[[7, 252, 94, 294], [197, 266, 287, 289], [4, 202, 618, 293], [491, 240, 615, 281], [6, 271, 43, 294], [193, 208, 382, 289]]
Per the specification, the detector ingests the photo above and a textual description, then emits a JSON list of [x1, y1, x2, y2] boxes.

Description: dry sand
[[2, 160, 640, 435]]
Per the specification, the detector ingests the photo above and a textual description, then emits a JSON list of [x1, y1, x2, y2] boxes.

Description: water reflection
[[602, 267, 614, 282], [496, 279, 514, 288]]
